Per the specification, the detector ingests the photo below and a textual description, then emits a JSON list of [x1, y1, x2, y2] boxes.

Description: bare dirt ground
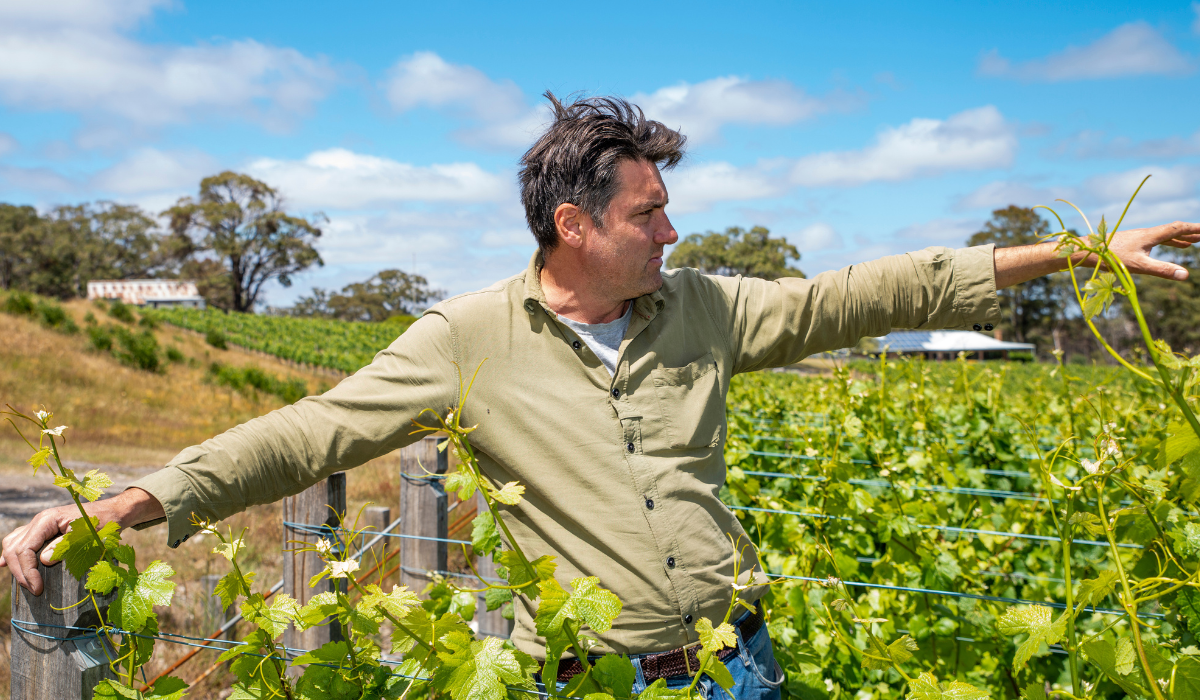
[[0, 461, 158, 536]]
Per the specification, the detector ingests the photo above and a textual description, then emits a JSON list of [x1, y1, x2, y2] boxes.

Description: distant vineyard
[[152, 308, 414, 373]]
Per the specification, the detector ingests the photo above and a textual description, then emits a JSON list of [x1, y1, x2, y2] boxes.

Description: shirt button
[[572, 340, 581, 350], [611, 388, 620, 398], [684, 614, 693, 624], [645, 498, 654, 510], [666, 557, 676, 569], [984, 323, 994, 331], [973, 323, 982, 331], [627, 442, 635, 453]]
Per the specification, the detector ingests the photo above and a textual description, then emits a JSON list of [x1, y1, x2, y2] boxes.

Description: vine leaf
[[591, 654, 636, 699], [1172, 522, 1200, 557], [54, 517, 120, 579], [638, 679, 687, 700], [1068, 512, 1105, 538], [905, 672, 990, 700], [471, 511, 500, 555], [94, 676, 189, 700], [214, 570, 256, 611], [1081, 273, 1116, 319], [86, 560, 122, 595], [358, 583, 421, 623], [498, 552, 556, 597], [53, 467, 112, 502], [1174, 656, 1200, 700], [445, 470, 477, 500], [535, 576, 623, 635], [1019, 683, 1046, 700], [1081, 638, 1149, 698], [1114, 637, 1136, 676], [1074, 570, 1118, 611], [996, 606, 1066, 671], [433, 632, 536, 700], [696, 617, 737, 653], [27, 446, 52, 474], [242, 592, 300, 639], [489, 481, 525, 505], [483, 586, 511, 612], [117, 560, 176, 630], [697, 648, 735, 690]]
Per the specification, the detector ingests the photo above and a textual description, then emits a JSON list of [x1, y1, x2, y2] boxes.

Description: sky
[[1, 0, 1199, 307]]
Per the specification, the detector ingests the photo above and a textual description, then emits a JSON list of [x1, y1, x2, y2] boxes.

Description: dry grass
[[0, 301, 411, 698]]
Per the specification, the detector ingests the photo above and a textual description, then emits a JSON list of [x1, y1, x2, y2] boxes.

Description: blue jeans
[[629, 608, 784, 700]]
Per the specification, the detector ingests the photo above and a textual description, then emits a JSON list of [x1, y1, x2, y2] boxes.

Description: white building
[[865, 330, 1035, 360], [86, 280, 206, 309]]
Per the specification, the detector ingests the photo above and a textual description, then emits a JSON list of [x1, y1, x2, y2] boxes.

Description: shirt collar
[[522, 250, 666, 320]]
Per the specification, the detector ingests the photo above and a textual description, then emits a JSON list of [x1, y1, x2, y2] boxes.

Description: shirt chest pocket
[[652, 352, 724, 450]]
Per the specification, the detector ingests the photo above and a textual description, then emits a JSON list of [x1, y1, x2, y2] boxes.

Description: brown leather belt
[[554, 603, 764, 684]]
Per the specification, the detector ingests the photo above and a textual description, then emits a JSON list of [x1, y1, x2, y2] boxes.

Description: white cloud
[[0, 132, 17, 157], [90, 148, 218, 195], [1044, 129, 1200, 160], [955, 181, 1071, 211], [790, 106, 1016, 187], [1082, 164, 1200, 205], [0, 0, 337, 129], [381, 51, 545, 149], [979, 22, 1192, 81], [383, 51, 526, 120], [633, 76, 861, 144], [662, 160, 790, 214], [895, 217, 984, 247], [244, 148, 513, 210], [791, 222, 842, 251], [0, 164, 75, 194]]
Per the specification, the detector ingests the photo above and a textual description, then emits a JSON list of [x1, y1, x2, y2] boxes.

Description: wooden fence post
[[10, 563, 117, 699], [399, 436, 448, 593], [359, 506, 392, 586], [474, 491, 515, 639], [282, 473, 347, 659]]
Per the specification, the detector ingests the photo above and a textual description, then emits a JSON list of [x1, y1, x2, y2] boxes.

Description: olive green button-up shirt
[[131, 244, 1000, 658]]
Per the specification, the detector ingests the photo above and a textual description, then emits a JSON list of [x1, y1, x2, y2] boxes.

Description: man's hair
[[519, 92, 687, 253]]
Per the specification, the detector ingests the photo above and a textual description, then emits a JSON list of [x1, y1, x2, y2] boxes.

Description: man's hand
[[1, 487, 164, 595], [995, 221, 1200, 289]]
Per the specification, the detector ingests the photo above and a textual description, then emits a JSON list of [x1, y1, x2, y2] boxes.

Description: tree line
[[5, 169, 1195, 357], [0, 171, 441, 320]]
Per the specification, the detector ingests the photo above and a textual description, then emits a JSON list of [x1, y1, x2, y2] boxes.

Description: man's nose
[[657, 214, 679, 245]]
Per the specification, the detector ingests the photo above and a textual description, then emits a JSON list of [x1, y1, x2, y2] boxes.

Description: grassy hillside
[[0, 295, 407, 699]]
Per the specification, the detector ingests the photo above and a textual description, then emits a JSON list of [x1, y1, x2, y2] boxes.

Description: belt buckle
[[681, 641, 703, 677]]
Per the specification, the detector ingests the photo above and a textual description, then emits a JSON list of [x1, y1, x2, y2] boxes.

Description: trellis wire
[[760, 573, 1164, 620], [738, 468, 1052, 503], [728, 504, 1145, 549]]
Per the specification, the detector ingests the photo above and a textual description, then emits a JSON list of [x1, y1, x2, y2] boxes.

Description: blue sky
[[2, 1, 1199, 306]]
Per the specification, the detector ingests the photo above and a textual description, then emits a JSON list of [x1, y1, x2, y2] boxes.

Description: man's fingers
[[1133, 256, 1189, 280], [18, 549, 44, 595], [1148, 221, 1200, 244], [40, 535, 65, 565]]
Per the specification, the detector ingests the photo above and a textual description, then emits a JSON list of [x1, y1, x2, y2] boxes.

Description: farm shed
[[865, 330, 1035, 360], [86, 279, 206, 309]]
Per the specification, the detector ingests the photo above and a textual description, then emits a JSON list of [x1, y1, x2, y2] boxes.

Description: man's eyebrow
[[633, 198, 668, 210]]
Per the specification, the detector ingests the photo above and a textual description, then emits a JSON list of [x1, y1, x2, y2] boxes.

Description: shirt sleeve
[[128, 312, 460, 547], [698, 244, 1002, 375]]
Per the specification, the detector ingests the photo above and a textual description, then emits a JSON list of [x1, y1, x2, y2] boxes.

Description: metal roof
[[872, 330, 1035, 353]]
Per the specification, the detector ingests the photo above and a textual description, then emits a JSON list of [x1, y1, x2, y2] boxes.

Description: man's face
[[584, 158, 679, 300]]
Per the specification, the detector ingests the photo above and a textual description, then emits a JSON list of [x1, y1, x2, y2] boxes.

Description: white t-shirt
[[558, 303, 633, 376]]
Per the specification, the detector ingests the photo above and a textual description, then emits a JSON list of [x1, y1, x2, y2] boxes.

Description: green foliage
[[153, 307, 413, 373], [164, 171, 324, 312], [108, 298, 136, 323], [666, 225, 804, 280], [1, 290, 78, 333], [205, 327, 228, 349], [288, 268, 444, 320], [207, 361, 308, 404]]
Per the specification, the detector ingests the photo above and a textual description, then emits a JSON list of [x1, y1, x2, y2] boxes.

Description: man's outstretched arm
[[994, 221, 1200, 289], [0, 487, 164, 595]]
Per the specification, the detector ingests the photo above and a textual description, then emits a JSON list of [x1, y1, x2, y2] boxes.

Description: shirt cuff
[[126, 466, 203, 549], [951, 244, 1002, 329]]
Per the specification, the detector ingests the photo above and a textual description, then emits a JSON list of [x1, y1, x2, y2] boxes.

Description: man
[[4, 94, 1199, 699]]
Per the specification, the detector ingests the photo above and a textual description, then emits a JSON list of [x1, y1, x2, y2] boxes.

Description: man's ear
[[553, 202, 592, 250]]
